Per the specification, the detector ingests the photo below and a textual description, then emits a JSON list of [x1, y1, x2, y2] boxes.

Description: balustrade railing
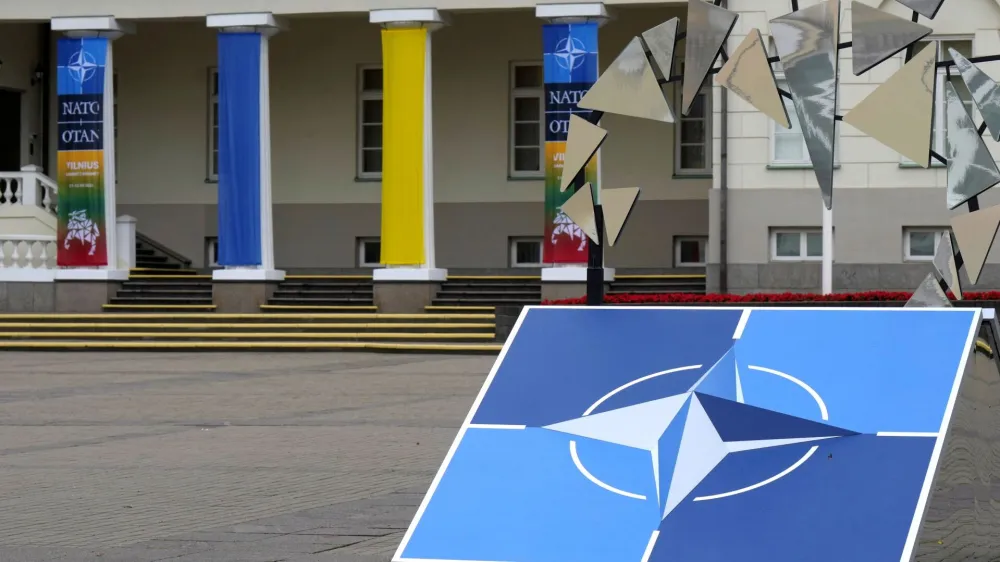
[[0, 234, 57, 279], [0, 165, 58, 216]]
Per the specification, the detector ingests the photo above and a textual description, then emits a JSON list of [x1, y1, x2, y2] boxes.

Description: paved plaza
[[0, 351, 494, 561]]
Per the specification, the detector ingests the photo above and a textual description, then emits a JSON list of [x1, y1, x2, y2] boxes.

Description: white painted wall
[[89, 8, 707, 207]]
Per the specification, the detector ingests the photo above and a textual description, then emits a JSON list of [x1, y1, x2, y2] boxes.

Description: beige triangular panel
[[559, 115, 607, 193], [905, 273, 952, 308], [578, 37, 674, 123], [641, 18, 679, 81], [950, 204, 1000, 285], [683, 0, 738, 116], [933, 232, 963, 300], [715, 29, 790, 129], [601, 187, 641, 247], [560, 183, 600, 246], [851, 2, 931, 76], [843, 43, 937, 168]]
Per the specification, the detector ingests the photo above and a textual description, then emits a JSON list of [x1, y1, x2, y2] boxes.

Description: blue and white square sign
[[394, 306, 981, 562]]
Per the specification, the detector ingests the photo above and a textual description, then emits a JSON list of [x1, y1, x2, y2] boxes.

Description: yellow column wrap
[[380, 27, 427, 266]]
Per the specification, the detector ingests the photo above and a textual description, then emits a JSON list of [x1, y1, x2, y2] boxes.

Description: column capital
[[51, 16, 134, 39], [535, 3, 610, 25], [207, 12, 286, 35], [370, 8, 448, 30]]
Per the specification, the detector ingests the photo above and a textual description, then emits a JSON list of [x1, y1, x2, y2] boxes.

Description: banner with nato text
[[542, 22, 598, 264], [56, 37, 109, 266]]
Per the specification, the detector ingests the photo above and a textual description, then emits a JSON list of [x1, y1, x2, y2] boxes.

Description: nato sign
[[394, 306, 1000, 562]]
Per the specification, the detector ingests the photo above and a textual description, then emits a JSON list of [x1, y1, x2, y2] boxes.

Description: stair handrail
[[136, 231, 193, 268]]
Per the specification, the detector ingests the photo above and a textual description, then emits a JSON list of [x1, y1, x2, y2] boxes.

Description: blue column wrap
[[217, 32, 262, 266]]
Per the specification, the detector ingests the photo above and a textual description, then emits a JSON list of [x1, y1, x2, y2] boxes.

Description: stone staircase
[[430, 276, 542, 308], [608, 273, 707, 295], [262, 275, 376, 313], [0, 311, 502, 353]]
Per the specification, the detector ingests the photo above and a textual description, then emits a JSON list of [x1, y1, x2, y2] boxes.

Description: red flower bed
[[543, 290, 1000, 306]]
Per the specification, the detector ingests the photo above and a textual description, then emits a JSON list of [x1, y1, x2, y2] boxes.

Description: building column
[[206, 12, 285, 312], [51, 16, 133, 312], [369, 9, 447, 313], [535, 3, 614, 303]]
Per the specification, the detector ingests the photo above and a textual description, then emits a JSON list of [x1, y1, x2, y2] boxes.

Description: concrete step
[[0, 331, 497, 343], [118, 289, 213, 296], [432, 298, 540, 305], [0, 312, 495, 323], [0, 321, 496, 334], [273, 290, 374, 297], [103, 304, 218, 313], [436, 290, 540, 298], [0, 340, 502, 353]]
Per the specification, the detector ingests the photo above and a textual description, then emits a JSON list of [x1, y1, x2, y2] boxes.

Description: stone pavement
[[0, 351, 494, 561]]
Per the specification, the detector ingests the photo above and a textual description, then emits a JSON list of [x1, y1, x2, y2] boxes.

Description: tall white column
[[536, 3, 614, 285], [51, 16, 133, 282], [207, 12, 285, 282], [370, 9, 447, 282]]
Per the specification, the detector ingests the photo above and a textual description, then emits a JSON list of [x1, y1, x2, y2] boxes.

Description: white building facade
[[0, 0, 994, 292]]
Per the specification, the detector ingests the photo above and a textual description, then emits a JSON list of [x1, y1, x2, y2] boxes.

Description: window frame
[[357, 64, 384, 181], [508, 62, 545, 179], [207, 67, 219, 182], [674, 236, 708, 267], [770, 229, 824, 262], [509, 236, 544, 268], [672, 59, 712, 177], [900, 37, 974, 168], [206, 236, 219, 268], [903, 228, 949, 262], [357, 237, 382, 268]]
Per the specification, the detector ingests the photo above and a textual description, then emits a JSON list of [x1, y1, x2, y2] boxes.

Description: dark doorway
[[0, 90, 21, 172]]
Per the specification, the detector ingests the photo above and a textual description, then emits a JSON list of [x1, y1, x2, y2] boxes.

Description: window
[[902, 39, 973, 166], [509, 63, 545, 178], [904, 228, 948, 261], [674, 236, 707, 267], [357, 237, 381, 268], [672, 59, 712, 175], [207, 68, 218, 181], [510, 237, 543, 267], [768, 39, 839, 166], [206, 237, 219, 268], [771, 229, 824, 261], [357, 65, 383, 179]]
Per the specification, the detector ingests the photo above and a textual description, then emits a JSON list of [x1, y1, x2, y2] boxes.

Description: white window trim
[[674, 236, 707, 267], [207, 67, 218, 182], [206, 237, 219, 268], [113, 72, 119, 182], [903, 228, 949, 262], [509, 62, 545, 179], [357, 64, 383, 180], [673, 84, 712, 176], [510, 236, 543, 268], [770, 229, 824, 262], [901, 37, 974, 168], [357, 237, 381, 268]]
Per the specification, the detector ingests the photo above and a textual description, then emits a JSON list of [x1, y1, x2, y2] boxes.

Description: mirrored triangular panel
[[843, 43, 937, 167], [559, 115, 607, 193], [894, 0, 947, 20], [950, 204, 1000, 285], [716, 28, 791, 129], [950, 49, 1000, 142], [560, 182, 600, 245], [601, 187, 641, 247], [850, 1, 931, 76], [642, 18, 679, 82], [682, 0, 738, 116], [769, 0, 840, 210], [905, 273, 952, 307], [578, 37, 674, 123], [945, 81, 1000, 209], [932, 232, 963, 300]]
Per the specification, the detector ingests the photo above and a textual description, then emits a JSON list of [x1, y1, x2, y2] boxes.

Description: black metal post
[[581, 110, 605, 306]]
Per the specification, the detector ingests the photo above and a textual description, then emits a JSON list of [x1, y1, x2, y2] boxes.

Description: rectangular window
[[904, 228, 948, 261], [902, 39, 973, 166], [672, 59, 712, 176], [768, 39, 839, 166], [357, 237, 381, 267], [510, 237, 543, 267], [357, 65, 383, 179], [509, 63, 544, 178], [674, 236, 707, 267], [207, 68, 218, 181], [206, 237, 219, 268], [771, 229, 824, 261]]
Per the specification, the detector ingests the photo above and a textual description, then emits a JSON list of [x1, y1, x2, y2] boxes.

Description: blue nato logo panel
[[395, 307, 981, 562]]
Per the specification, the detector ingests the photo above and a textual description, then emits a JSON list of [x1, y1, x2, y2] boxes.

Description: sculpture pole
[[822, 204, 833, 294]]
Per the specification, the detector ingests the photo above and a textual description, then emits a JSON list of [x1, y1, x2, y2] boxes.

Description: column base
[[541, 266, 614, 302], [55, 269, 130, 281], [0, 281, 55, 312], [212, 270, 285, 313], [373, 268, 448, 314]]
